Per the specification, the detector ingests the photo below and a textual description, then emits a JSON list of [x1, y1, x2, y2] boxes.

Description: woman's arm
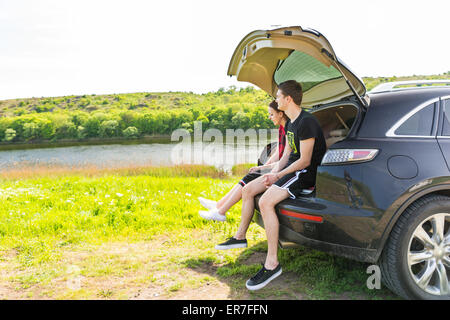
[[249, 142, 281, 172], [270, 143, 291, 173]]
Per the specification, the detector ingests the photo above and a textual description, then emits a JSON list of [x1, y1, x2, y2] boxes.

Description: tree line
[[0, 104, 275, 143], [0, 73, 448, 144]]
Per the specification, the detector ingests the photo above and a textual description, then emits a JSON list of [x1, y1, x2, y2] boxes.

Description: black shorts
[[273, 169, 315, 199], [238, 171, 262, 187]]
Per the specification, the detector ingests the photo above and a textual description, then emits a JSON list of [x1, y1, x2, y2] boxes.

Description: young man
[[245, 80, 327, 290]]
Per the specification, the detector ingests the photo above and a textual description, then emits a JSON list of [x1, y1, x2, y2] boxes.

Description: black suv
[[228, 26, 450, 300]]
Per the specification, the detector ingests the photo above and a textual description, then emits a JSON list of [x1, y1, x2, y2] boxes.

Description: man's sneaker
[[245, 263, 282, 291], [199, 208, 226, 222], [215, 237, 247, 250], [198, 197, 217, 210]]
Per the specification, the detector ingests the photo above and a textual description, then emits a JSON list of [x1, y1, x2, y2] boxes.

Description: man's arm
[[263, 138, 315, 186], [276, 137, 315, 178]]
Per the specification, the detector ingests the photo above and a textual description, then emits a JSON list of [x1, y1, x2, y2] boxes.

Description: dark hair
[[268, 100, 288, 121], [278, 80, 303, 106]]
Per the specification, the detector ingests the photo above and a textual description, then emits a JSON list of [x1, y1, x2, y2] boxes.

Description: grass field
[[0, 164, 398, 300]]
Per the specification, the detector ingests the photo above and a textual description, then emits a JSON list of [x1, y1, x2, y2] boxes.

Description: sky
[[0, 0, 449, 100]]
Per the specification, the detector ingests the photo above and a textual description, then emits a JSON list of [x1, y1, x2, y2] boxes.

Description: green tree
[[99, 120, 119, 137], [135, 113, 155, 135], [22, 122, 39, 141], [82, 116, 101, 137], [231, 111, 251, 130], [3, 128, 16, 142], [123, 126, 139, 138], [55, 121, 78, 139]]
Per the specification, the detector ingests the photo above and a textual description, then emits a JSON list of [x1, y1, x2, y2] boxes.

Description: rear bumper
[[253, 194, 379, 263]]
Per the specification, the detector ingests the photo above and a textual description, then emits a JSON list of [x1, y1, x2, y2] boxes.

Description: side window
[[394, 103, 435, 136], [441, 99, 450, 136]]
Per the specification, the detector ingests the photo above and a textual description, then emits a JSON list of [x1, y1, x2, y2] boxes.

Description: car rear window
[[394, 103, 435, 136], [274, 50, 342, 92], [441, 99, 450, 136]]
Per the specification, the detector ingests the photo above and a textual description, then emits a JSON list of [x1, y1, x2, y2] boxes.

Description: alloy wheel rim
[[407, 213, 450, 296]]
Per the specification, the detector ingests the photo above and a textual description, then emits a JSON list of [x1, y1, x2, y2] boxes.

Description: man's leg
[[234, 175, 268, 240], [258, 185, 290, 269], [244, 185, 288, 290]]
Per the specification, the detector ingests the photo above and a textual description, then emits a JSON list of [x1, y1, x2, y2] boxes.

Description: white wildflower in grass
[[105, 194, 110, 198], [185, 193, 191, 197], [116, 193, 123, 197]]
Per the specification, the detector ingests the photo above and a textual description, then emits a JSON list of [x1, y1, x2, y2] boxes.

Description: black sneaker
[[215, 237, 247, 250], [246, 263, 282, 291]]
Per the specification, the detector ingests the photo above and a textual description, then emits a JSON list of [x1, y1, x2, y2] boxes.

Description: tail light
[[321, 149, 379, 165]]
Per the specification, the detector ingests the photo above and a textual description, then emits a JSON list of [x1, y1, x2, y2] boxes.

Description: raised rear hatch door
[[227, 26, 367, 108]]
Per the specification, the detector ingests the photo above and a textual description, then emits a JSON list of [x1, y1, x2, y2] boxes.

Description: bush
[[22, 122, 39, 141], [55, 121, 78, 139], [36, 118, 55, 140], [119, 111, 137, 130], [77, 126, 87, 139], [99, 120, 119, 137], [135, 113, 155, 135], [123, 126, 139, 138], [0, 118, 13, 141], [82, 116, 101, 137], [181, 122, 192, 133], [3, 128, 16, 142], [71, 112, 89, 127]]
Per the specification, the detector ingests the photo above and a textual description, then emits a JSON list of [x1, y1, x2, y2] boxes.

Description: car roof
[[358, 87, 450, 138], [369, 87, 450, 101]]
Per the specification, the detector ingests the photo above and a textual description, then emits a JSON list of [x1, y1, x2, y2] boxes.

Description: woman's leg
[[216, 184, 242, 209], [216, 184, 243, 215], [215, 172, 261, 214]]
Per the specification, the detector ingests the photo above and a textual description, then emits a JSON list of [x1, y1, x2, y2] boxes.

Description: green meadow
[[0, 165, 398, 300]]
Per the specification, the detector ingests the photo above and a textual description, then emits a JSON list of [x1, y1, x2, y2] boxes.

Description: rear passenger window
[[441, 99, 450, 136], [394, 103, 435, 136]]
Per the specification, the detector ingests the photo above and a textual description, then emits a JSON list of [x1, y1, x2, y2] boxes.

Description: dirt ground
[[0, 235, 394, 300]]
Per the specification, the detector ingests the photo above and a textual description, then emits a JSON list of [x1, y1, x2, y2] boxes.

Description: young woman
[[198, 100, 288, 221]]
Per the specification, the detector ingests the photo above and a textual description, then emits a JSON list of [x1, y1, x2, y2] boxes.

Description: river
[[0, 140, 275, 172]]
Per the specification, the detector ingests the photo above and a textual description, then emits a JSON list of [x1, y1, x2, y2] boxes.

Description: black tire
[[379, 194, 450, 300]]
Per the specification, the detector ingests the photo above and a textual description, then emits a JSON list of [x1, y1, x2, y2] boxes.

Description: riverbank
[[0, 135, 173, 151]]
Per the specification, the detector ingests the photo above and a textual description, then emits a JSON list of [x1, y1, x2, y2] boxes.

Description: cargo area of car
[[311, 103, 358, 148]]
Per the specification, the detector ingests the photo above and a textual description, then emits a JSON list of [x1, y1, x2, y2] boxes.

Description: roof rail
[[369, 79, 450, 93]]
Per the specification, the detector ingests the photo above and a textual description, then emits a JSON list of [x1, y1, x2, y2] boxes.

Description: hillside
[[0, 73, 448, 145]]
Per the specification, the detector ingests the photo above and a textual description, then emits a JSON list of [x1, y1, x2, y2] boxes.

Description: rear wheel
[[380, 195, 450, 300]]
